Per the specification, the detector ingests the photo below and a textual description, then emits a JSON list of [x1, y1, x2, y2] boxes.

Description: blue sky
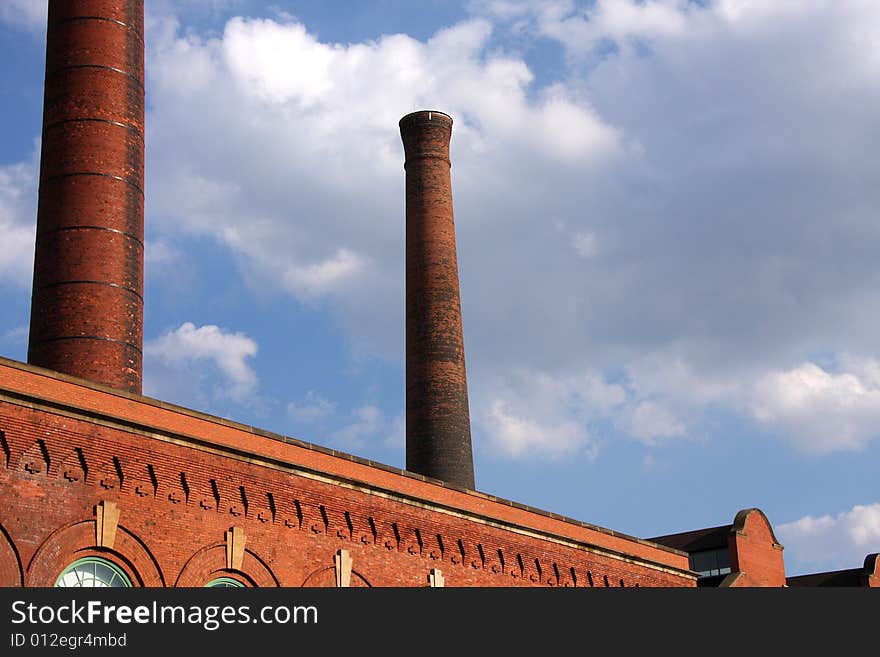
[[2, 0, 879, 577]]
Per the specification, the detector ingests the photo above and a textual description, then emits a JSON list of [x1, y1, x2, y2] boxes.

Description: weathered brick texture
[[0, 358, 695, 588], [727, 509, 787, 587], [28, 0, 144, 393], [400, 110, 475, 489]]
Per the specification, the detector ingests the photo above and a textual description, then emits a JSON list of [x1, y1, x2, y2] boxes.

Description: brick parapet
[[726, 508, 786, 587], [0, 357, 693, 587]]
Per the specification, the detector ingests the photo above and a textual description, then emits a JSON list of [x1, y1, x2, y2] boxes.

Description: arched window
[[55, 557, 131, 588], [205, 577, 245, 588]]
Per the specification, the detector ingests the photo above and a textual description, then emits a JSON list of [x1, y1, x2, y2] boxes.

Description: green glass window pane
[[205, 577, 245, 588], [54, 558, 132, 588]]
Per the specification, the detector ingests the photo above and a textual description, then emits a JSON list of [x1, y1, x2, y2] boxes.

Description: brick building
[[650, 509, 787, 587], [0, 1, 868, 589], [786, 554, 879, 588], [0, 355, 695, 588]]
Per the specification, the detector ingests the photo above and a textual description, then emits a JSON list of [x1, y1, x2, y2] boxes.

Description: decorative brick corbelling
[[1, 426, 691, 587], [0, 358, 689, 566], [0, 390, 692, 582], [0, 360, 696, 588]]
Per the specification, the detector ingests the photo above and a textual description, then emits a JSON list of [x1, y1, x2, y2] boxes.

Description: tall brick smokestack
[[400, 110, 475, 489], [28, 0, 145, 393]]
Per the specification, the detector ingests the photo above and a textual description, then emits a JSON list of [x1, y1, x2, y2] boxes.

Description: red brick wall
[[727, 509, 786, 587], [0, 359, 694, 588]]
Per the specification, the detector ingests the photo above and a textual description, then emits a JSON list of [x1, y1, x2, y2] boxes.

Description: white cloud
[[475, 369, 627, 458], [330, 405, 384, 450], [145, 240, 183, 269], [623, 354, 742, 407], [748, 359, 880, 453], [573, 230, 598, 258], [0, 0, 46, 31], [287, 390, 336, 423], [473, 365, 700, 455], [620, 400, 686, 443], [777, 502, 880, 575], [2, 326, 27, 345], [326, 405, 404, 453], [714, 0, 827, 26], [144, 322, 258, 401], [478, 351, 880, 456], [138, 1, 880, 463], [385, 413, 406, 449], [483, 398, 596, 458], [0, 150, 38, 288], [145, 13, 620, 360], [473, 0, 691, 57], [562, 0, 689, 46], [223, 18, 337, 106], [621, 354, 880, 453], [475, 0, 864, 60], [281, 248, 366, 299]]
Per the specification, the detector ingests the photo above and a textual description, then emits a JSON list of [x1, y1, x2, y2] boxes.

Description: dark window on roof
[[690, 548, 731, 578]]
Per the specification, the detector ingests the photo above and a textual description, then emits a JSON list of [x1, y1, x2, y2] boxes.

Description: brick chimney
[[27, 0, 145, 393], [399, 110, 475, 489]]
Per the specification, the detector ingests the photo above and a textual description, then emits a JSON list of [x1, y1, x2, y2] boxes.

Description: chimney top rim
[[399, 110, 453, 127]]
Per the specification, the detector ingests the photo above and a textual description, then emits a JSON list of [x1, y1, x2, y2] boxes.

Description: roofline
[[732, 507, 784, 549], [648, 523, 732, 543], [0, 356, 692, 572], [787, 553, 880, 582], [786, 568, 861, 581]]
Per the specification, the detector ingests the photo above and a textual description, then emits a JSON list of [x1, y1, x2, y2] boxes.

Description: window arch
[[205, 576, 245, 588], [55, 557, 132, 588]]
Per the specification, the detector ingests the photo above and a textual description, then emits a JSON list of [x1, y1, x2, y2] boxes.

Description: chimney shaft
[[400, 110, 475, 489], [28, 0, 145, 393]]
